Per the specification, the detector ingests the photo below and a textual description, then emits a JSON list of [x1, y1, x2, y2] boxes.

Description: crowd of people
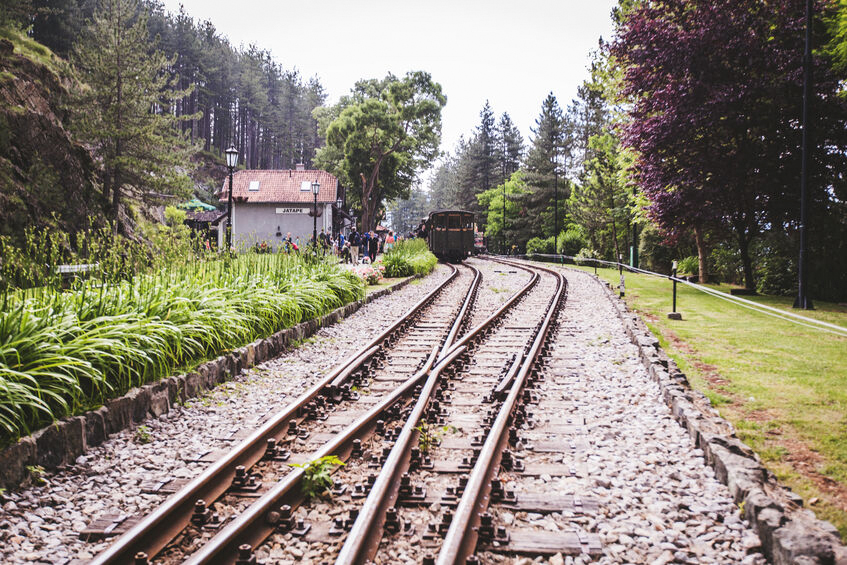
[[273, 228, 402, 264]]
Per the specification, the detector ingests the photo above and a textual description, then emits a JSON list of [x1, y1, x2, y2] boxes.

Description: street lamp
[[224, 145, 238, 249], [312, 179, 320, 247], [335, 198, 343, 236]]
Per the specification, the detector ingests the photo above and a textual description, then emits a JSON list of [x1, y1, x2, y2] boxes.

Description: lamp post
[[224, 145, 238, 250], [312, 179, 320, 248], [335, 198, 343, 236]]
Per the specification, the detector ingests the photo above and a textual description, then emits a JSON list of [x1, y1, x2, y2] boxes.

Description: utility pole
[[795, 0, 813, 309]]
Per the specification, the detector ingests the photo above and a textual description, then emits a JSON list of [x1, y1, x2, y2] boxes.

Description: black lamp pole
[[501, 135, 507, 255], [796, 0, 813, 309], [224, 145, 238, 250], [312, 180, 320, 248]]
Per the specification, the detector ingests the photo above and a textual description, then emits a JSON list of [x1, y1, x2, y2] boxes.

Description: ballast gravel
[[480, 267, 765, 565]]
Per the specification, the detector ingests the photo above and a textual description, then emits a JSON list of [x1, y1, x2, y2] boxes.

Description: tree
[[496, 112, 524, 183], [477, 171, 532, 253], [523, 93, 567, 239], [315, 71, 446, 231], [612, 0, 847, 290], [72, 0, 196, 225], [568, 133, 632, 260], [387, 187, 430, 236]]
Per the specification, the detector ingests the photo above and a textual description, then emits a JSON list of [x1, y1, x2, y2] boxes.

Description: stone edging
[[0, 274, 423, 490], [578, 268, 847, 565]]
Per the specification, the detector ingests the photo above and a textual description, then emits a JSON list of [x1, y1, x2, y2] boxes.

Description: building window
[[248, 181, 260, 192], [300, 181, 311, 191]]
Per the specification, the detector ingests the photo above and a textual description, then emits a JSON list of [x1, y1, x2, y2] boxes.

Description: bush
[[710, 245, 743, 284], [0, 253, 365, 445], [676, 256, 699, 276], [638, 224, 676, 273], [382, 239, 437, 277], [526, 236, 555, 255], [754, 235, 796, 296], [557, 226, 586, 256]]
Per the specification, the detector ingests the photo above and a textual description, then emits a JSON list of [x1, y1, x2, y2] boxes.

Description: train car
[[425, 209, 475, 261]]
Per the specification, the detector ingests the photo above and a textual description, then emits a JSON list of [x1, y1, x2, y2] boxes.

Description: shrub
[[0, 253, 365, 445], [382, 239, 437, 277], [526, 236, 555, 255], [676, 256, 699, 276], [557, 226, 586, 256]]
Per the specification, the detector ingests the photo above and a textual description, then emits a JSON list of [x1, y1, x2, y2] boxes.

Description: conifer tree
[[523, 93, 567, 238], [72, 0, 196, 224]]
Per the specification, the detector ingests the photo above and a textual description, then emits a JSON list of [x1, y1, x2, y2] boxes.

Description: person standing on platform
[[349, 228, 361, 264], [368, 230, 379, 263]]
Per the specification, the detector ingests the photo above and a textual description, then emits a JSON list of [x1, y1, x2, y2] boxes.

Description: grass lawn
[[569, 264, 847, 539]]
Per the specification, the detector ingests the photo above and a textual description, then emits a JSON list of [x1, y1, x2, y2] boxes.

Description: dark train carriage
[[426, 209, 474, 261]]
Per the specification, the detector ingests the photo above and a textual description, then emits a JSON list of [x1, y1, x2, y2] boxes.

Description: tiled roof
[[219, 169, 339, 204]]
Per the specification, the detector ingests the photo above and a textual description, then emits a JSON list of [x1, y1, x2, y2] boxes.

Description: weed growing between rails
[[0, 252, 365, 447]]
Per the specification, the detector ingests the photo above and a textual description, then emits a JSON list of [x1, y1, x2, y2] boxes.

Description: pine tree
[[496, 112, 523, 184], [72, 0, 196, 224], [523, 93, 567, 238]]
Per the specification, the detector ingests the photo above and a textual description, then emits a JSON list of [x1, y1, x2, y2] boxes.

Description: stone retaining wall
[[0, 276, 420, 490], [586, 270, 847, 565]]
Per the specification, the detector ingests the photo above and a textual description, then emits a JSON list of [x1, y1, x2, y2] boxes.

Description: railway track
[[90, 263, 483, 564], [82, 258, 764, 565]]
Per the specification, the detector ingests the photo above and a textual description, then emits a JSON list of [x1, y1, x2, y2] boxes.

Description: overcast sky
[[160, 0, 618, 177]]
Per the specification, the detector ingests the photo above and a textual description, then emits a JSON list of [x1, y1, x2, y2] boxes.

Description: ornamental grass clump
[[382, 239, 438, 278], [0, 252, 364, 445]]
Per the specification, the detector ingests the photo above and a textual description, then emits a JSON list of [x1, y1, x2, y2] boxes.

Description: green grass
[[381, 239, 437, 278], [570, 264, 847, 538], [0, 253, 364, 445]]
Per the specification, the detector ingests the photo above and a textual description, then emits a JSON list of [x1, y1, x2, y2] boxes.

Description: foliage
[[557, 226, 586, 256], [134, 425, 151, 444], [526, 236, 555, 255], [387, 188, 431, 236], [289, 455, 345, 499], [676, 256, 699, 277], [315, 71, 446, 231], [477, 171, 532, 254], [71, 0, 197, 220], [353, 263, 385, 285], [381, 239, 437, 278], [0, 253, 364, 445], [612, 0, 847, 291], [415, 419, 455, 455], [26, 464, 46, 486]]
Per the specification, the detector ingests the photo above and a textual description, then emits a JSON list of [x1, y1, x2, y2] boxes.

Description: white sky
[[160, 0, 618, 177]]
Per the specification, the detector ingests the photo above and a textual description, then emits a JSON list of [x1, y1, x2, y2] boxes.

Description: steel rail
[[91, 264, 460, 565], [178, 263, 482, 565], [436, 263, 566, 565], [183, 345, 455, 565], [335, 260, 541, 565]]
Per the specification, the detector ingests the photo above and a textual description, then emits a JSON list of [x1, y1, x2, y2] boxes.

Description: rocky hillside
[[0, 31, 100, 242]]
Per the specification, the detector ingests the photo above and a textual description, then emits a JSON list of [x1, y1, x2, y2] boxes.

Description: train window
[[448, 215, 460, 229]]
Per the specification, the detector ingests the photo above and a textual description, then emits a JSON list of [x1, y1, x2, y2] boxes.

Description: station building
[[217, 164, 352, 251]]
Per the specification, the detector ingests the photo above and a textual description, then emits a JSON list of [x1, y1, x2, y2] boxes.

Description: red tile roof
[[218, 169, 339, 204]]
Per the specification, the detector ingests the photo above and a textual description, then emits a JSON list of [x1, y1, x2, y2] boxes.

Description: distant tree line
[[23, 0, 325, 170]]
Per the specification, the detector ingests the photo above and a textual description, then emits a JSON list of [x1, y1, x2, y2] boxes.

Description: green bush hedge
[[382, 238, 437, 277], [0, 254, 364, 445]]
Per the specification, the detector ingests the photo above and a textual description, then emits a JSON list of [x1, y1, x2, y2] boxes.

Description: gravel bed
[[0, 259, 528, 564], [478, 267, 766, 564]]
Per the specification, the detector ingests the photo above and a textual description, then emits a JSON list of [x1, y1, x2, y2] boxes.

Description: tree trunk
[[738, 230, 755, 290], [693, 223, 708, 284]]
